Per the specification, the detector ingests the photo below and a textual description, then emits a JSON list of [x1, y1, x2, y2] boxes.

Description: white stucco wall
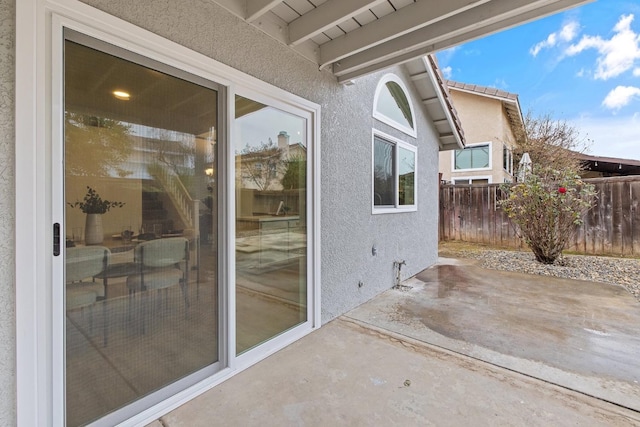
[[71, 0, 440, 322], [4, 3, 441, 419], [0, 0, 15, 424]]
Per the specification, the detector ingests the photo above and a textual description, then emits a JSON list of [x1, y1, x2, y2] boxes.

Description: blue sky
[[436, 0, 640, 160]]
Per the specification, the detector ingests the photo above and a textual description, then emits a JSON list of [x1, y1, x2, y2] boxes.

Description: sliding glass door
[[57, 26, 316, 427], [234, 96, 308, 354], [63, 34, 219, 426]]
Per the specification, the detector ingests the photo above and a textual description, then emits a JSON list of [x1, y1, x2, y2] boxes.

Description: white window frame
[[503, 143, 514, 175], [372, 130, 418, 214], [372, 74, 417, 138], [16, 1, 321, 426], [451, 176, 493, 185], [451, 141, 493, 172]]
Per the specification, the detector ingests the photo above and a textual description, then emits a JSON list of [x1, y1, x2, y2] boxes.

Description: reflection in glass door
[[64, 37, 219, 426], [235, 96, 308, 354]]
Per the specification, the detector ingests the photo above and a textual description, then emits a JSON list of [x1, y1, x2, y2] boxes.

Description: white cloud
[[437, 46, 460, 64], [530, 20, 579, 56], [634, 68, 640, 76], [576, 68, 585, 77], [560, 21, 579, 42], [602, 85, 640, 110], [442, 66, 453, 79], [572, 114, 640, 160], [530, 33, 557, 57], [565, 14, 640, 80]]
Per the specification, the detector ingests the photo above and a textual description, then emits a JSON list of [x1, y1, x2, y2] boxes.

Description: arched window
[[373, 74, 417, 137]]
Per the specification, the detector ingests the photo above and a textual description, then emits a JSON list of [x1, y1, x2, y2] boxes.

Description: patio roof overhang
[[408, 55, 466, 151], [577, 153, 640, 176], [210, 0, 593, 83]]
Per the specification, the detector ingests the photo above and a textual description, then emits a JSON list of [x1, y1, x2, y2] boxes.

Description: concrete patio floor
[[152, 257, 640, 426]]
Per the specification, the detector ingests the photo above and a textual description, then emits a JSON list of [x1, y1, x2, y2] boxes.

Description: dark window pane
[[374, 137, 394, 206], [398, 146, 415, 205]]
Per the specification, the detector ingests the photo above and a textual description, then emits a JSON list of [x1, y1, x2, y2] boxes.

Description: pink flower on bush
[[558, 187, 567, 194]]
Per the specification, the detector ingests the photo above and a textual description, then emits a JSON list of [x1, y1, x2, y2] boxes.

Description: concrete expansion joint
[[339, 316, 433, 355], [339, 316, 640, 421]]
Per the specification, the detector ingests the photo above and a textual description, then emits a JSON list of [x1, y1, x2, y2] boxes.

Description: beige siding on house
[[439, 89, 517, 184]]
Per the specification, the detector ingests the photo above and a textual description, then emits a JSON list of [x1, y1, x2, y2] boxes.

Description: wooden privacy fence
[[439, 176, 640, 257]]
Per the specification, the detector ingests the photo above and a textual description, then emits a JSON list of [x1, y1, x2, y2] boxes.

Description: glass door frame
[[15, 3, 321, 425], [232, 87, 317, 369], [57, 27, 228, 427]]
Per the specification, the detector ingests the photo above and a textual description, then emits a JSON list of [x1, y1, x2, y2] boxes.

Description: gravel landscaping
[[439, 244, 640, 303]]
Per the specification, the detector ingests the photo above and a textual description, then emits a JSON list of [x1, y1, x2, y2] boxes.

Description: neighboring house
[[578, 153, 640, 177], [5, 1, 589, 426], [235, 130, 306, 192], [439, 80, 525, 185]]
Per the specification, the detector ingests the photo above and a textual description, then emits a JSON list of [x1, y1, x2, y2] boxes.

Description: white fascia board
[[423, 57, 464, 151], [332, 0, 586, 77], [288, 0, 386, 46], [319, 0, 491, 68], [510, 98, 525, 134]]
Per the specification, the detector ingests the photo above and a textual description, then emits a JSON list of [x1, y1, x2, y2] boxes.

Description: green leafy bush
[[500, 167, 596, 264]]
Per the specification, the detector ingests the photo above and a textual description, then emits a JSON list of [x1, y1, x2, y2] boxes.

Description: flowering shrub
[[499, 166, 596, 264]]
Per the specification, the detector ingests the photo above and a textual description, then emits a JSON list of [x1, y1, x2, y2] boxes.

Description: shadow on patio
[[155, 257, 640, 426]]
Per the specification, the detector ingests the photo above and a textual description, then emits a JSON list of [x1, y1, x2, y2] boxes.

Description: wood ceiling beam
[[333, 0, 578, 78], [246, 0, 283, 23], [335, 0, 584, 84], [288, 0, 386, 46], [319, 0, 492, 68]]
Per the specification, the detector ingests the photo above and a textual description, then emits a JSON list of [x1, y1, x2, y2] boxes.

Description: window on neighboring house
[[503, 144, 513, 175], [373, 74, 417, 137], [454, 143, 490, 170], [453, 177, 491, 185], [268, 162, 277, 179], [373, 133, 417, 212]]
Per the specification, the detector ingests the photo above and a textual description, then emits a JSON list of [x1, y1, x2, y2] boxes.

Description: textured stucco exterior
[[8, 0, 441, 422], [439, 88, 517, 184], [75, 0, 440, 322], [0, 0, 15, 424]]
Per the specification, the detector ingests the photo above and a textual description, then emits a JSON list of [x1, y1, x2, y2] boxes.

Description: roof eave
[[423, 56, 465, 151]]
